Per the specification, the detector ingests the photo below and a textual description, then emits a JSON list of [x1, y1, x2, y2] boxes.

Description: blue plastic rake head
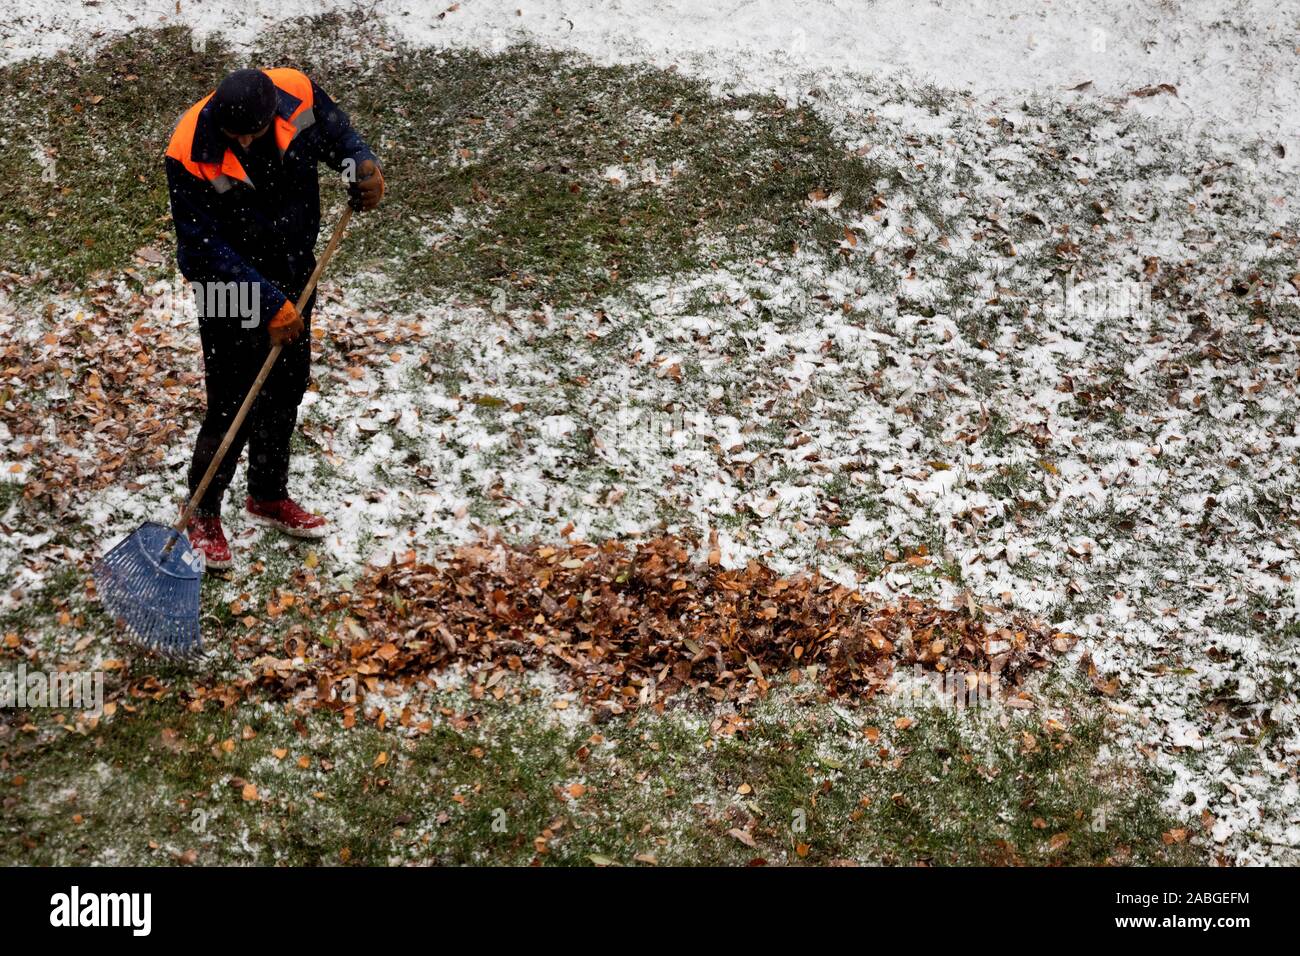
[[93, 522, 205, 658]]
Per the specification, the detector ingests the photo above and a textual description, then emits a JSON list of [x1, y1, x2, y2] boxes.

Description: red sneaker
[[185, 514, 232, 570], [245, 497, 328, 539]]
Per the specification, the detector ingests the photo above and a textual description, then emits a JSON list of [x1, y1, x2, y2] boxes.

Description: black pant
[[187, 289, 315, 517]]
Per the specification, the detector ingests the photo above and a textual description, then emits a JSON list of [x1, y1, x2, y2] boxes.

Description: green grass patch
[[0, 27, 219, 285], [1, 678, 1201, 866], [0, 18, 882, 308]]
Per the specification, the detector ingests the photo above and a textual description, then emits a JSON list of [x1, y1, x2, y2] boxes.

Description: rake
[[94, 206, 353, 658]]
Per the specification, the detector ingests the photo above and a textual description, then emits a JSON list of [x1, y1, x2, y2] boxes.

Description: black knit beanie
[[211, 69, 278, 135]]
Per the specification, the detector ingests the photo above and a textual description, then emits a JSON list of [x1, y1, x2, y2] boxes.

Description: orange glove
[[268, 300, 303, 346]]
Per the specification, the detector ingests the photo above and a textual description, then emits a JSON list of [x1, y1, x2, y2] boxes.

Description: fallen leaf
[[728, 828, 757, 848]]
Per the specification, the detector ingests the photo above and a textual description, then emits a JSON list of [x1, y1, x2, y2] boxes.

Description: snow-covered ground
[[4, 0, 1299, 862], [5, 1, 1297, 167]]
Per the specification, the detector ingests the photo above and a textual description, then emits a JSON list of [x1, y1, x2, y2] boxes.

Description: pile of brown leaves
[[246, 535, 1069, 714]]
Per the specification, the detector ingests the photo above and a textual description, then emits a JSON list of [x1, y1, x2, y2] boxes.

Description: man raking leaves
[[169, 67, 384, 567], [94, 67, 384, 655]]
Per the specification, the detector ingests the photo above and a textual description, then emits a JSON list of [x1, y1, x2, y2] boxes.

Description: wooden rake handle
[[172, 205, 353, 537]]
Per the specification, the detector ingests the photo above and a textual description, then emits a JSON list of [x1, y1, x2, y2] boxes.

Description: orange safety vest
[[165, 68, 318, 193]]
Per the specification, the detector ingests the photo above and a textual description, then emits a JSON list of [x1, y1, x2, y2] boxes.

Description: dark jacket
[[164, 68, 376, 318]]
